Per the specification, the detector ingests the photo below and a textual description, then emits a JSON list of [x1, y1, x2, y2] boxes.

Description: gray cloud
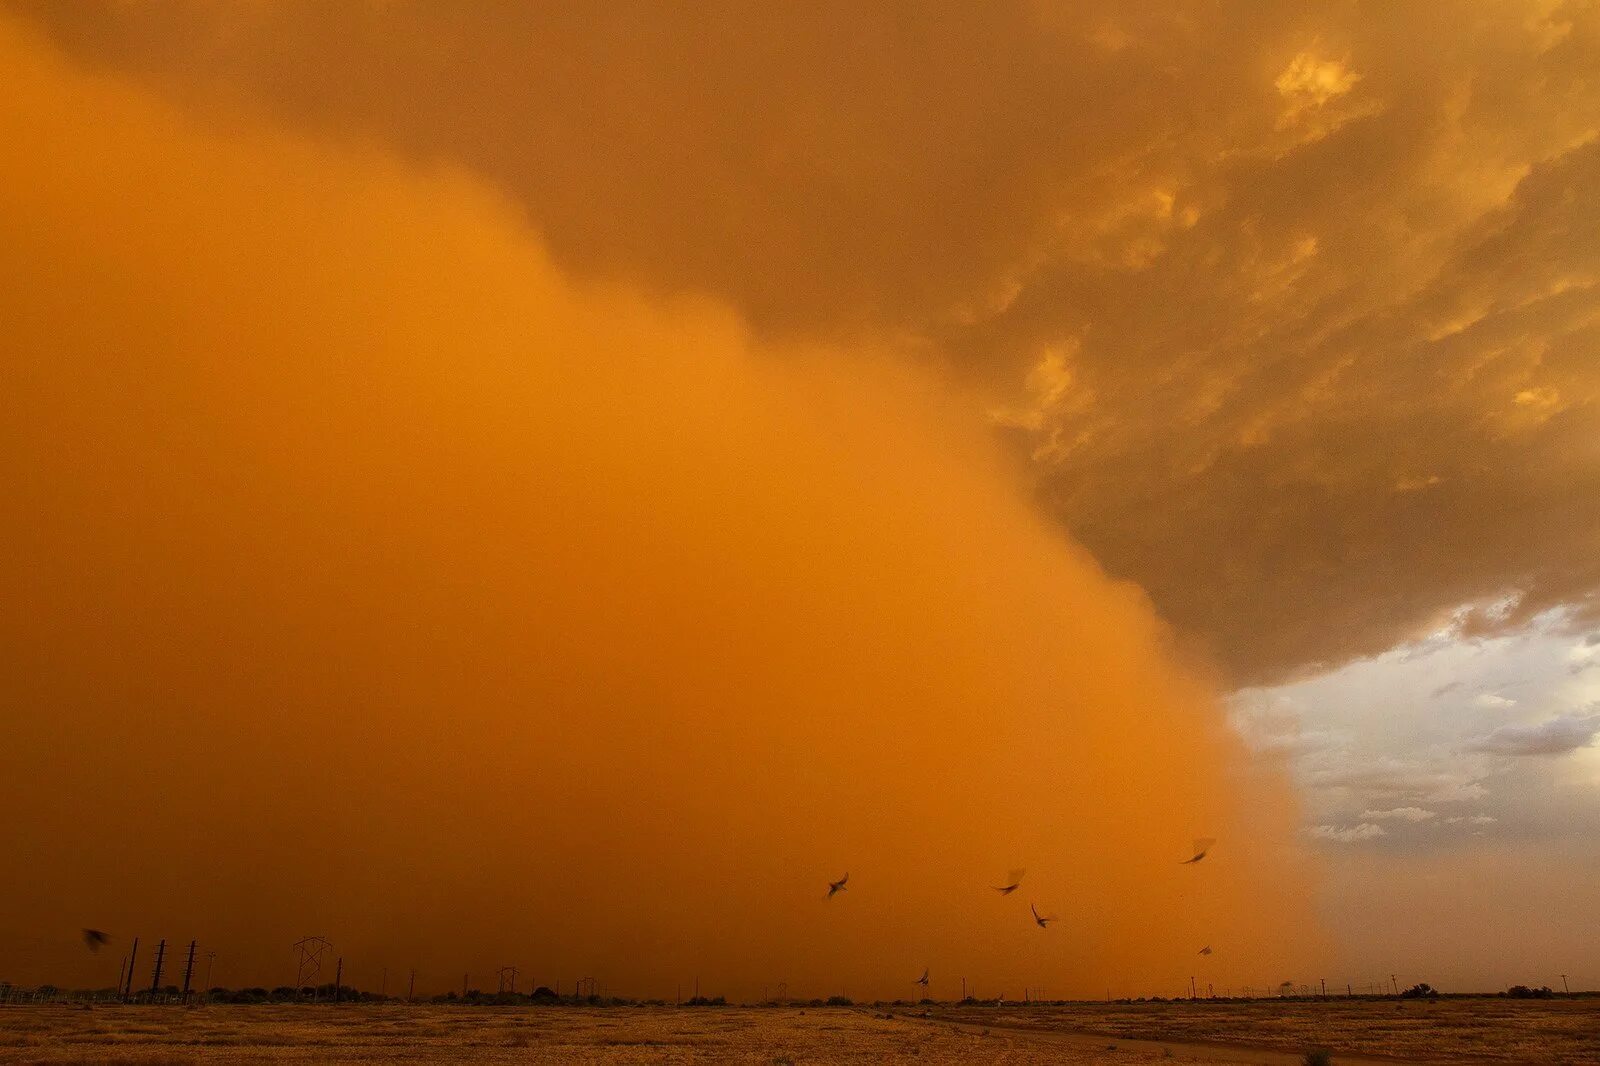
[[1307, 823, 1386, 844], [1302, 759, 1488, 806], [1361, 807, 1437, 823], [1465, 711, 1600, 756]]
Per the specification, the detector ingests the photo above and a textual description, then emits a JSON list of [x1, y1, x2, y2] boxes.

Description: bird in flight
[[1198, 946, 1213, 956], [1181, 838, 1216, 864], [991, 868, 1026, 895], [81, 929, 110, 953], [827, 873, 849, 898], [915, 968, 930, 989], [1031, 904, 1056, 929]]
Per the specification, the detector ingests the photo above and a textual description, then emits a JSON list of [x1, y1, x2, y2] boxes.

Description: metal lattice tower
[[497, 966, 519, 995], [292, 936, 333, 995]]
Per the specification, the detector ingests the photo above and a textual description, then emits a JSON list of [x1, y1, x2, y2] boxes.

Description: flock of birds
[[825, 838, 1217, 990], [77, 839, 1220, 996]]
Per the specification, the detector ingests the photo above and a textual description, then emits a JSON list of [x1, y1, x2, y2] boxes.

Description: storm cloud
[[13, 0, 1599, 685]]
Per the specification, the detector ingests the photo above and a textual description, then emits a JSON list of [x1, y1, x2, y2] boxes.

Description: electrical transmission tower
[[293, 937, 333, 998], [497, 966, 519, 995]]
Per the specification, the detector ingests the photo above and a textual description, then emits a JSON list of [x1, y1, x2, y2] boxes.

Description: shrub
[[1507, 984, 1554, 998]]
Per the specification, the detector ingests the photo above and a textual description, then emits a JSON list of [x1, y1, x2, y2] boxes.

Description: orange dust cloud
[[0, 15, 1314, 999]]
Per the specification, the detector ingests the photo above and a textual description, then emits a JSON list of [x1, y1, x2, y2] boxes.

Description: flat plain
[[1, 999, 1595, 1064]]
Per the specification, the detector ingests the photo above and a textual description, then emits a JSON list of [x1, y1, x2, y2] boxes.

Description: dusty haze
[[0, 16, 1313, 999]]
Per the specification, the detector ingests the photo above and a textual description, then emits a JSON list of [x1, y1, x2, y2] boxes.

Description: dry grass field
[[0, 999, 1595, 1064], [941, 998, 1600, 1063]]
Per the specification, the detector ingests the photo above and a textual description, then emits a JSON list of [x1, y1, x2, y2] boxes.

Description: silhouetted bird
[[991, 868, 1026, 895], [82, 929, 110, 953], [1031, 904, 1055, 929], [827, 873, 849, 898], [1181, 838, 1216, 864], [915, 968, 930, 989], [1198, 946, 1213, 956]]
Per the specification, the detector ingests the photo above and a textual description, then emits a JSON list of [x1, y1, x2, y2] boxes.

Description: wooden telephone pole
[[180, 941, 198, 1003], [149, 939, 167, 995], [123, 938, 139, 1001]]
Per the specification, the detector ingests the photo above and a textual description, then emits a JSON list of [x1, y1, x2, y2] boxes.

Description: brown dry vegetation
[[941, 998, 1600, 1064], [0, 1000, 1594, 1064]]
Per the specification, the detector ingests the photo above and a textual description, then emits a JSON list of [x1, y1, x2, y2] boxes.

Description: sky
[[1, 1, 1597, 997]]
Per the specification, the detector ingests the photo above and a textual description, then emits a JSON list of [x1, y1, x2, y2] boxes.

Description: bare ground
[[0, 999, 1594, 1064]]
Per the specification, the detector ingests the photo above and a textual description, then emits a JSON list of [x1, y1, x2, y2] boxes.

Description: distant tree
[[1506, 985, 1554, 999], [1400, 983, 1438, 999], [825, 995, 853, 1007]]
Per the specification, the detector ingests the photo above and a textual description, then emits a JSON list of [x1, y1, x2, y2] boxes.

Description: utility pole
[[181, 941, 197, 1003], [333, 958, 343, 1003], [123, 938, 139, 1001], [1190, 976, 1196, 999], [1390, 974, 1398, 995], [116, 955, 128, 999], [1562, 974, 1570, 994], [961, 976, 966, 1000], [1320, 978, 1327, 999], [204, 953, 217, 997], [381, 967, 387, 998], [149, 939, 167, 995], [463, 973, 469, 997], [408, 970, 416, 1002]]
